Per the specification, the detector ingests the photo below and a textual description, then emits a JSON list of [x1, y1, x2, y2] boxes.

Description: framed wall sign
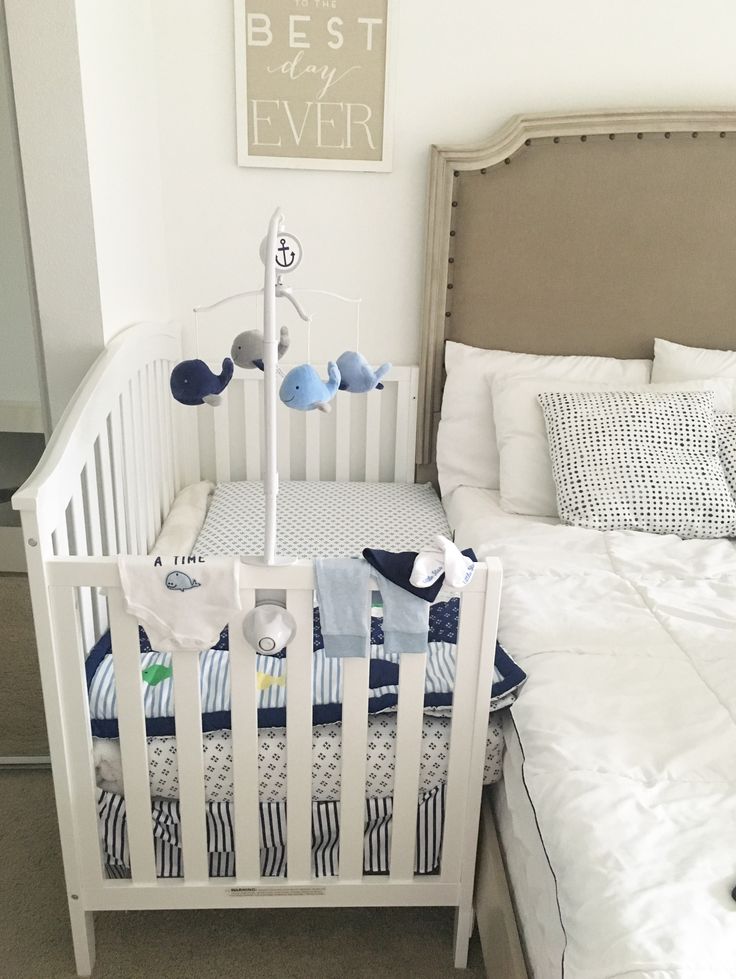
[[234, 0, 395, 171]]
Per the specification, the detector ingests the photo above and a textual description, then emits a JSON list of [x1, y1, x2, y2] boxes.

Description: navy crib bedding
[[86, 597, 525, 739]]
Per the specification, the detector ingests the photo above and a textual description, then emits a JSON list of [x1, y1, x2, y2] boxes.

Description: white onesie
[[118, 554, 241, 653]]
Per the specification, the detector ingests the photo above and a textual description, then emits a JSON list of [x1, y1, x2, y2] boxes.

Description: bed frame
[[418, 107, 736, 977], [12, 321, 502, 976]]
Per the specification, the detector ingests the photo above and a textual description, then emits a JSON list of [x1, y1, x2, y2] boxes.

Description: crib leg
[[69, 903, 95, 977], [454, 904, 475, 969]]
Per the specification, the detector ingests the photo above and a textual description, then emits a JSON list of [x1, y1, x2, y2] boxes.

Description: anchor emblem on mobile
[[276, 238, 295, 268], [260, 231, 303, 274]]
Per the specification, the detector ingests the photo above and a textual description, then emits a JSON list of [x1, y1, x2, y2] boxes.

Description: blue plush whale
[[165, 570, 201, 591], [336, 351, 391, 393], [170, 358, 234, 406], [279, 362, 341, 412]]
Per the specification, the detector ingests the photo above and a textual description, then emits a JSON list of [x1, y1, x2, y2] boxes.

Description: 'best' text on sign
[[242, 0, 389, 163]]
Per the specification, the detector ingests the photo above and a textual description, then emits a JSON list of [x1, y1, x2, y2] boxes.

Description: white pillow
[[490, 375, 736, 517], [149, 481, 214, 555], [436, 340, 651, 500], [538, 390, 736, 540], [652, 338, 736, 399]]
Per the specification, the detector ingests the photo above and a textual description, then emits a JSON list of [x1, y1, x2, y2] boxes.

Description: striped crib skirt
[[100, 785, 446, 879]]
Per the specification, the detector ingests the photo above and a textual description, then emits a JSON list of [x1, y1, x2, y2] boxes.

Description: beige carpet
[[0, 771, 485, 978], [0, 572, 48, 755]]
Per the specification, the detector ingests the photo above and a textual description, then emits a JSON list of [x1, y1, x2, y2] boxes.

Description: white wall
[[5, 0, 169, 425], [5, 0, 103, 426], [151, 0, 736, 368], [75, 0, 168, 343], [0, 4, 42, 411]]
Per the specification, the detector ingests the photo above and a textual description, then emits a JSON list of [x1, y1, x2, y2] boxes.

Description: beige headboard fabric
[[417, 109, 736, 465]]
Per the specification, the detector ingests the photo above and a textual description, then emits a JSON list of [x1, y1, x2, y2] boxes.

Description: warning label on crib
[[229, 885, 326, 897]]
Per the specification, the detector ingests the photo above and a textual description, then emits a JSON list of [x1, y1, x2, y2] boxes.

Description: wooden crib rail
[[44, 555, 501, 932], [197, 364, 419, 484]]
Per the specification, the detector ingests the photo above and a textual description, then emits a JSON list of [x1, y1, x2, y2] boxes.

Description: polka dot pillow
[[716, 413, 736, 499], [537, 390, 736, 539]]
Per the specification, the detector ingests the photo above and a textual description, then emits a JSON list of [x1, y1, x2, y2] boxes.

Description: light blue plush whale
[[279, 362, 341, 413], [165, 570, 201, 591], [336, 351, 391, 393]]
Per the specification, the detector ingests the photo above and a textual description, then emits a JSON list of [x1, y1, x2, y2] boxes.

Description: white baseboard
[[0, 526, 27, 572], [0, 401, 44, 434]]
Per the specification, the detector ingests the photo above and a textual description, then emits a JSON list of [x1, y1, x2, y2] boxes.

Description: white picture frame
[[234, 0, 395, 172]]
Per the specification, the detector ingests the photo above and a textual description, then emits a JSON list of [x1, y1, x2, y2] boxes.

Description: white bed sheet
[[447, 485, 736, 979]]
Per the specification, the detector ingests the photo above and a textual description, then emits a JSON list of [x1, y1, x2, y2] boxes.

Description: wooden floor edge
[[474, 788, 529, 979]]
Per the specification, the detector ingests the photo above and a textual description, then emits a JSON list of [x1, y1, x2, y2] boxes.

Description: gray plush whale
[[231, 327, 290, 370], [165, 571, 201, 591]]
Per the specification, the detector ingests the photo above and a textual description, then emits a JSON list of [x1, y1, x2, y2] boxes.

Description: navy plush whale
[[279, 362, 341, 412], [170, 358, 234, 406], [336, 351, 391, 393]]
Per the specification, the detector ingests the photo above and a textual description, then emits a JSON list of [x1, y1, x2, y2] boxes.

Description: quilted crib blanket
[[86, 598, 525, 739]]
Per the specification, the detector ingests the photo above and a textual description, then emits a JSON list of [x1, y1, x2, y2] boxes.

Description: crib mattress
[[194, 479, 450, 559]]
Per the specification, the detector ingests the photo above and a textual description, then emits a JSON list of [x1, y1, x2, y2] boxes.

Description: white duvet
[[451, 488, 736, 979]]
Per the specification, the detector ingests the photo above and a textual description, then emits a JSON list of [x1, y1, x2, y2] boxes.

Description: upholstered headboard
[[417, 109, 736, 465]]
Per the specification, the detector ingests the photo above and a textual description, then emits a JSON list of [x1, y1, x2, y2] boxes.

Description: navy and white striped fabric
[[99, 784, 447, 879], [87, 602, 525, 739]]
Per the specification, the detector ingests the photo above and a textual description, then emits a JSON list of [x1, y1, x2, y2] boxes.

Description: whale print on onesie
[[165, 571, 201, 592]]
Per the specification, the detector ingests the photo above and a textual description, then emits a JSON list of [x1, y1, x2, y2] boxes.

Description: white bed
[[415, 109, 736, 979], [446, 484, 736, 977]]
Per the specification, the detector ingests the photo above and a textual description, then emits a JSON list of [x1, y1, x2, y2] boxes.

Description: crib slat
[[389, 652, 428, 880], [305, 413, 320, 481], [97, 421, 118, 554], [277, 402, 291, 479], [83, 450, 107, 636], [335, 395, 351, 481], [365, 395, 381, 482], [157, 361, 176, 511], [230, 590, 261, 882], [139, 368, 157, 549], [83, 452, 103, 558], [49, 584, 106, 885], [53, 507, 70, 557], [339, 654, 370, 879], [165, 361, 184, 493], [110, 397, 130, 554], [214, 388, 231, 483], [439, 588, 485, 884], [147, 362, 165, 532], [69, 488, 95, 651], [108, 588, 157, 883], [173, 649, 209, 883], [393, 377, 409, 482], [122, 383, 143, 554], [244, 382, 261, 480], [286, 588, 314, 881]]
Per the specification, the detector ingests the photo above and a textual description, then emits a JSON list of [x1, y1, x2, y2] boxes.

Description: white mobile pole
[[262, 208, 282, 565]]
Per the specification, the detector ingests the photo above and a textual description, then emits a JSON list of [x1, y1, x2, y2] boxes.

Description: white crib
[[13, 322, 502, 977]]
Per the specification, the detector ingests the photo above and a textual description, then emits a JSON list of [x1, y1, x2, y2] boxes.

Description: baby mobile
[[169, 208, 391, 566]]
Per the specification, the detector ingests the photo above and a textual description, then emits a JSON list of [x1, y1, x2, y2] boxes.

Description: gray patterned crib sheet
[[194, 480, 450, 558]]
